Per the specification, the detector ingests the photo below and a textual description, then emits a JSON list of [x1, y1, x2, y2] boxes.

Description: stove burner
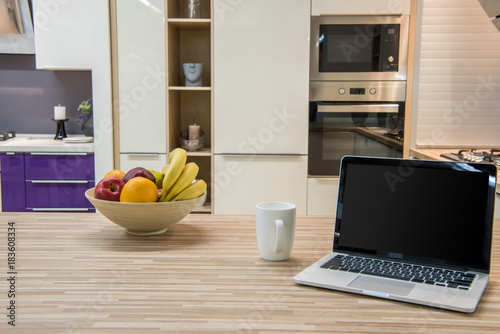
[[441, 149, 500, 165], [0, 131, 15, 141]]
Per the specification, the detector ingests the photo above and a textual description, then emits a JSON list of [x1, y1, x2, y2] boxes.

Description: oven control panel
[[311, 81, 406, 102], [338, 87, 377, 96]]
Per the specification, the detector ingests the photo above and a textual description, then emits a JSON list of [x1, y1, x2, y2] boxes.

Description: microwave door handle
[[317, 104, 400, 113]]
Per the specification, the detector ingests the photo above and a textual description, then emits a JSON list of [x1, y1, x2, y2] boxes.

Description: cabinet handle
[[28, 180, 89, 184], [30, 152, 88, 156], [124, 153, 161, 157], [30, 208, 90, 212], [317, 104, 399, 114], [217, 154, 304, 157]]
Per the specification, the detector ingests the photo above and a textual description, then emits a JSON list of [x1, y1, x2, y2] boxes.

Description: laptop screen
[[334, 156, 497, 272]]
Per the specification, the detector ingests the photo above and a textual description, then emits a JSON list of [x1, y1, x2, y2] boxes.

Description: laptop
[[294, 156, 497, 313]]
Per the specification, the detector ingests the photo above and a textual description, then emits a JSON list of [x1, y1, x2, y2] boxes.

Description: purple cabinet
[[1, 152, 95, 212], [0, 153, 27, 212], [25, 153, 94, 180], [26, 181, 95, 209]]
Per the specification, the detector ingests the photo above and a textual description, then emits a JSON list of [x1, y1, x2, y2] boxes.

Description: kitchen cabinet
[[214, 0, 309, 154], [116, 0, 168, 170], [214, 155, 307, 215], [213, 0, 309, 214], [0, 152, 95, 212], [307, 177, 339, 216], [32, 0, 91, 70], [166, 0, 213, 212], [114, 0, 213, 212], [0, 153, 26, 212]]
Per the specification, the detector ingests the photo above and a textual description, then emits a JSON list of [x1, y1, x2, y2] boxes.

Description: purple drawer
[[0, 153, 27, 212], [25, 153, 94, 180], [26, 180, 95, 211]]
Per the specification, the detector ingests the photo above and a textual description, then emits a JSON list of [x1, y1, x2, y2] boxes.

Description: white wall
[[414, 0, 500, 147]]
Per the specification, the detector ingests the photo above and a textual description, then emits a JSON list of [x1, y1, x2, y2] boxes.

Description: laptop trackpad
[[348, 276, 415, 296]]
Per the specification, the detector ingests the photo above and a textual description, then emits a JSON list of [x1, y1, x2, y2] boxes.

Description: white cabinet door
[[214, 155, 307, 215], [214, 0, 309, 155], [307, 178, 339, 216], [116, 0, 167, 155], [32, 0, 91, 69]]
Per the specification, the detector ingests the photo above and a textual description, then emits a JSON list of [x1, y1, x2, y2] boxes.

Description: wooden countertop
[[1, 213, 499, 333], [410, 148, 460, 161]]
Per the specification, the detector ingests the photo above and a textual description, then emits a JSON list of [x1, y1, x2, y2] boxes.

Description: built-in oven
[[308, 81, 405, 176], [310, 14, 409, 82]]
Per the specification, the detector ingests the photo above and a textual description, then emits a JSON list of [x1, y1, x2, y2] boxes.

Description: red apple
[[123, 167, 156, 184], [95, 177, 126, 201]]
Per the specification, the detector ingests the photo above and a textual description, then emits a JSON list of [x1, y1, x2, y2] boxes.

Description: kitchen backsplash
[[0, 54, 92, 135]]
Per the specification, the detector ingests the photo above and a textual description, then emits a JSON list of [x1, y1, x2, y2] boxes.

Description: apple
[[95, 177, 126, 201], [123, 167, 156, 184]]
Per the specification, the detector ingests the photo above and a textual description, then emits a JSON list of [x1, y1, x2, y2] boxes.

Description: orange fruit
[[104, 169, 126, 180], [120, 177, 158, 203]]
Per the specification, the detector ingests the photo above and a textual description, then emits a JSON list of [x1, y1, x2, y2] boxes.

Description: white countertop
[[0, 134, 94, 153]]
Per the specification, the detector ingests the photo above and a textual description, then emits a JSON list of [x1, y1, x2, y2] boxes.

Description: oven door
[[310, 15, 409, 82], [308, 103, 404, 176]]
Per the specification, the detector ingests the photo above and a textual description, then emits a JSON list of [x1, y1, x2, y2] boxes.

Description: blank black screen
[[335, 158, 495, 272]]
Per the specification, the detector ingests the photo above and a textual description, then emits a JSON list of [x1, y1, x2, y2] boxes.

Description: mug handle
[[274, 219, 284, 253]]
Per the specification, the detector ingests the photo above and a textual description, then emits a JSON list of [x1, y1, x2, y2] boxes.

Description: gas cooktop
[[441, 149, 500, 165]]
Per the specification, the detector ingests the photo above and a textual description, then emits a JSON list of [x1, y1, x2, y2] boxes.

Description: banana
[[164, 162, 199, 201], [172, 179, 207, 201], [158, 148, 187, 202]]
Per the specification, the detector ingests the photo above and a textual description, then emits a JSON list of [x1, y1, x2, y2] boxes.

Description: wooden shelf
[[167, 18, 211, 29], [167, 0, 211, 20], [168, 86, 211, 91], [166, 0, 213, 213], [185, 148, 212, 157]]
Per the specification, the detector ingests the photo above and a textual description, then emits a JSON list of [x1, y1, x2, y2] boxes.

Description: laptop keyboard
[[321, 254, 476, 290]]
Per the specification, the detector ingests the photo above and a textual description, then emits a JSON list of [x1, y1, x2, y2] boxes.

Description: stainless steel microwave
[[310, 15, 409, 82]]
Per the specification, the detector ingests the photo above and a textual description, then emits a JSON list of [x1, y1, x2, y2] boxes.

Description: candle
[[188, 124, 200, 141], [54, 105, 66, 120]]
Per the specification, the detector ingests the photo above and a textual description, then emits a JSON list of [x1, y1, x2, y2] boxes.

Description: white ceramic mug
[[256, 202, 296, 261]]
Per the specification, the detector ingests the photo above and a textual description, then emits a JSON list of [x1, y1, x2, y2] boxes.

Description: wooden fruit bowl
[[85, 188, 204, 235]]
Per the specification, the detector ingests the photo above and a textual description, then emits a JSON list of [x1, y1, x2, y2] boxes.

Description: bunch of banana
[[158, 148, 207, 202]]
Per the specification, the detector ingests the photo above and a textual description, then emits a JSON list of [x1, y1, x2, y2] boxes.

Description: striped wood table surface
[[0, 213, 499, 333]]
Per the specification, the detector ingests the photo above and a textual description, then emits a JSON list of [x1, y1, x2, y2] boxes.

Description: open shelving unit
[[166, 0, 213, 213]]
